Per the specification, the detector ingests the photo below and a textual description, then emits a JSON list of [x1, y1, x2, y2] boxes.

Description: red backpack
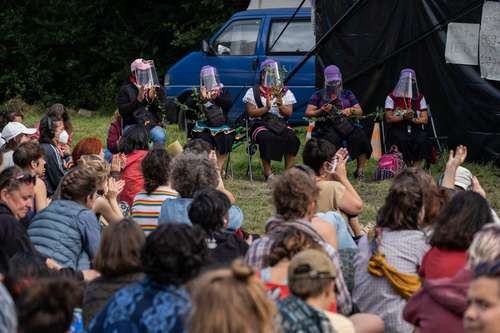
[[374, 146, 406, 181]]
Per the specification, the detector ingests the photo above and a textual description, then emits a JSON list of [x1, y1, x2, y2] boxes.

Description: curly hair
[[189, 259, 277, 333], [188, 188, 231, 235], [71, 137, 103, 163], [184, 138, 213, 155], [264, 228, 322, 267], [302, 138, 337, 176], [93, 218, 145, 277], [141, 224, 207, 285], [170, 153, 219, 198], [378, 168, 425, 230], [272, 167, 319, 221], [16, 277, 82, 333], [46, 103, 73, 134], [60, 168, 98, 203], [141, 148, 171, 194], [77, 154, 110, 187], [430, 191, 493, 250]]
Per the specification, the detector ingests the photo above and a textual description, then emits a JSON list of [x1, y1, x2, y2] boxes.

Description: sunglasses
[[474, 261, 500, 278], [15, 173, 36, 185]]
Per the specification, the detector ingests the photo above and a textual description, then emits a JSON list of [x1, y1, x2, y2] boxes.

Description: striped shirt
[[131, 187, 177, 233]]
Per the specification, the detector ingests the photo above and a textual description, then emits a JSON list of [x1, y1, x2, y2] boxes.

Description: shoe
[[354, 169, 364, 181], [265, 173, 275, 182]]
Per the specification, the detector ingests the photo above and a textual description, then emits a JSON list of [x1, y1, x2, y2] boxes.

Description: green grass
[[10, 99, 500, 233]]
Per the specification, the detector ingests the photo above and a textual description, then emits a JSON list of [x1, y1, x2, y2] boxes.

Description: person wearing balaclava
[[185, 66, 234, 174], [306, 65, 372, 180], [242, 59, 300, 180], [384, 68, 431, 167], [117, 58, 167, 146]]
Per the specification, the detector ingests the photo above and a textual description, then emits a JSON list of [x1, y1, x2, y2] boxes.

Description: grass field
[[8, 98, 500, 233]]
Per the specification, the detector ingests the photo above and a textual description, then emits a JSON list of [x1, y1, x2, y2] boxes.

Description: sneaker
[[265, 173, 275, 182]]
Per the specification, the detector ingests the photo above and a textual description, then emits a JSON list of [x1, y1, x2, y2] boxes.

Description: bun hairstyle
[[189, 259, 277, 333], [231, 259, 255, 282], [60, 168, 98, 203]]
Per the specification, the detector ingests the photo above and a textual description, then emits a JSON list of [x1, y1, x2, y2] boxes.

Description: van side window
[[213, 19, 261, 56], [268, 20, 314, 54]]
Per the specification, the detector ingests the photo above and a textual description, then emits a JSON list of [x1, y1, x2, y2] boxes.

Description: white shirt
[[242, 88, 296, 118]]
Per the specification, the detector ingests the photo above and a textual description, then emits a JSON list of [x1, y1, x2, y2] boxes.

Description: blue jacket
[[158, 197, 243, 231], [28, 200, 101, 270]]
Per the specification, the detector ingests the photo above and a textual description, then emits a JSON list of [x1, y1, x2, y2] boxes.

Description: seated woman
[[384, 68, 432, 167], [185, 66, 235, 173], [353, 168, 431, 333], [28, 168, 101, 270], [78, 155, 124, 224], [243, 59, 300, 180], [302, 138, 364, 238], [0, 122, 37, 170], [13, 142, 48, 216], [82, 218, 145, 327], [244, 167, 352, 315], [117, 126, 149, 208], [131, 148, 177, 233], [158, 152, 243, 231], [306, 65, 372, 179], [38, 113, 70, 197], [71, 137, 105, 165], [188, 188, 248, 268], [419, 191, 493, 280]]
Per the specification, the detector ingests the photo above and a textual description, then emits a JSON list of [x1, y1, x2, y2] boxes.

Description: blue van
[[164, 4, 315, 126]]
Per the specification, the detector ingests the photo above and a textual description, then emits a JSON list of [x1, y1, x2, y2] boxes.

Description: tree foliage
[[0, 0, 247, 110]]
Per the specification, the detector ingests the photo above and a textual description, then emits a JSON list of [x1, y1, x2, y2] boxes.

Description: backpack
[[374, 146, 406, 181]]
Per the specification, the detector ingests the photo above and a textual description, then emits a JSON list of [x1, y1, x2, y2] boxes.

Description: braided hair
[[60, 168, 98, 204]]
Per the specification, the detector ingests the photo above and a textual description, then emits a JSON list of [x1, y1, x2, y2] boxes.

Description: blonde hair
[[189, 260, 277, 333], [467, 224, 500, 269], [77, 154, 110, 186]]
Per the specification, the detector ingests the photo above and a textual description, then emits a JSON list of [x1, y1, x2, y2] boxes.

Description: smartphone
[[328, 156, 338, 174]]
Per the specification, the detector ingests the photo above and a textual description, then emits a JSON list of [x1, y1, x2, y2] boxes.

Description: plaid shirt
[[245, 219, 353, 315], [277, 295, 335, 333]]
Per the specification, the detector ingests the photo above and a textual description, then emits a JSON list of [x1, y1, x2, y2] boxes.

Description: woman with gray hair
[[158, 152, 243, 231], [404, 223, 500, 333]]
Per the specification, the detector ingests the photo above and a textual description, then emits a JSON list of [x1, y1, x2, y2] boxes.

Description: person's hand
[[472, 176, 486, 198], [82, 269, 101, 282], [265, 96, 272, 111], [200, 86, 208, 99], [321, 103, 334, 113], [46, 258, 62, 270], [137, 86, 145, 103], [106, 178, 125, 200], [403, 110, 414, 120], [446, 145, 467, 169], [276, 96, 283, 107], [111, 154, 126, 173], [245, 234, 253, 246], [147, 88, 157, 101], [330, 147, 349, 181], [341, 108, 351, 116]]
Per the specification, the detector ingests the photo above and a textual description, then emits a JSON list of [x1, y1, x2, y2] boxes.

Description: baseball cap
[[324, 65, 342, 82], [288, 249, 336, 282], [454, 166, 473, 190], [1, 122, 36, 143]]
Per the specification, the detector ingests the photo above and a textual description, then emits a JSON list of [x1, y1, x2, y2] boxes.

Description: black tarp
[[315, 0, 500, 162]]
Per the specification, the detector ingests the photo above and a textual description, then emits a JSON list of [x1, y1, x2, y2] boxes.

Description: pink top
[[419, 247, 467, 280]]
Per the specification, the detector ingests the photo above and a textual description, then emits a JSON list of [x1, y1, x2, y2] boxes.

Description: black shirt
[[0, 203, 36, 258]]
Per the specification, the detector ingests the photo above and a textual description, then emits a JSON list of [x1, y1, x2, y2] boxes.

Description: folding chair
[[224, 111, 257, 181]]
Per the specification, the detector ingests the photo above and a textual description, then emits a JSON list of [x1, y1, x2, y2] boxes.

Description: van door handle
[[252, 58, 259, 71]]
